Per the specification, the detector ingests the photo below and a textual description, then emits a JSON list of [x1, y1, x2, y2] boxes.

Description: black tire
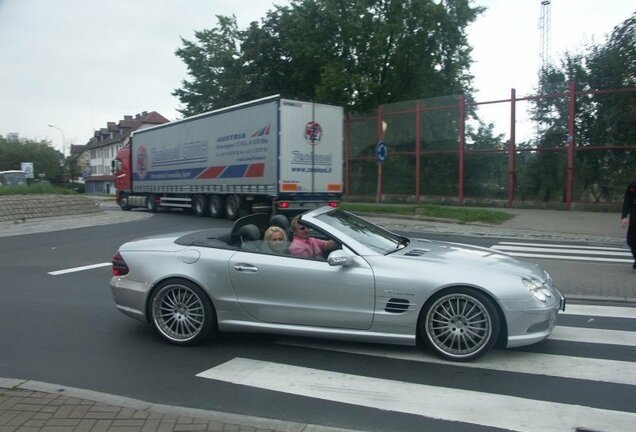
[[420, 287, 500, 361], [193, 195, 209, 217], [225, 195, 241, 220], [209, 195, 225, 218], [119, 195, 131, 211], [149, 279, 217, 345], [146, 194, 158, 213]]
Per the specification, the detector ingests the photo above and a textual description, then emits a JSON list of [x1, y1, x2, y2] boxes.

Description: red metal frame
[[344, 83, 636, 209], [508, 88, 517, 208]]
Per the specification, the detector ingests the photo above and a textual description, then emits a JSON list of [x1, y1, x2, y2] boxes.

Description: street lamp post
[[48, 124, 66, 157], [48, 124, 67, 183]]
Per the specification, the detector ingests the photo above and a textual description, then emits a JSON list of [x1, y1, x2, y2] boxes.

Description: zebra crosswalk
[[197, 303, 636, 432], [490, 241, 632, 263]]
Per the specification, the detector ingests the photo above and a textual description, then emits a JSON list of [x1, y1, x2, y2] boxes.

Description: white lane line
[[550, 326, 636, 347], [562, 304, 636, 319], [492, 245, 631, 256], [197, 358, 636, 432], [276, 339, 636, 386], [498, 242, 629, 251], [48, 262, 112, 276], [490, 251, 632, 263]]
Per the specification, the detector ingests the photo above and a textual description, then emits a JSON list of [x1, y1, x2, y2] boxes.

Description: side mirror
[[327, 249, 353, 267]]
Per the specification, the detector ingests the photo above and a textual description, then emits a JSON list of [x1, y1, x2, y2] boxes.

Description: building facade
[[84, 111, 169, 194]]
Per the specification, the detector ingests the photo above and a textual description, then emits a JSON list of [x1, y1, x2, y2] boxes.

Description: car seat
[[269, 214, 292, 239], [237, 224, 261, 251]]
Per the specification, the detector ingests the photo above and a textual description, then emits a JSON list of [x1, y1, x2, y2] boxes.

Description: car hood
[[393, 237, 545, 280]]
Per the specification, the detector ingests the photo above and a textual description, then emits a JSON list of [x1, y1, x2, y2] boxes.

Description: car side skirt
[[219, 320, 416, 346]]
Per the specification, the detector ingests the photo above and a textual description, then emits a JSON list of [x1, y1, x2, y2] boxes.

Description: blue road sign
[[376, 141, 388, 162]]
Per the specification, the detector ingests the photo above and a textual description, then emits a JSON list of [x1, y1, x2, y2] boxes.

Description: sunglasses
[[296, 225, 308, 231]]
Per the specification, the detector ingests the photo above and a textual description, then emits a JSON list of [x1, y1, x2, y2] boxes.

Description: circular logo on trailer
[[304, 121, 322, 146], [137, 146, 148, 180]]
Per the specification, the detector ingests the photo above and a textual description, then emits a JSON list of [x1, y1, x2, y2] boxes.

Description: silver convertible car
[[110, 206, 565, 361]]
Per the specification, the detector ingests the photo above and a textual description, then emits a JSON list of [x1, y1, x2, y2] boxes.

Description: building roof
[[85, 111, 169, 150]]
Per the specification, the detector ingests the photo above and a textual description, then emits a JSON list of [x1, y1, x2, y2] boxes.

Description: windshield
[[314, 209, 405, 254]]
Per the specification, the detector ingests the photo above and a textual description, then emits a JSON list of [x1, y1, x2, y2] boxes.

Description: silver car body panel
[[110, 207, 565, 350]]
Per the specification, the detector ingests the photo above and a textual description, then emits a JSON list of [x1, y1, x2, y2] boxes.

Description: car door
[[228, 248, 375, 330]]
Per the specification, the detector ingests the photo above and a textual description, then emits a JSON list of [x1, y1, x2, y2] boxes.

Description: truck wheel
[[193, 195, 209, 217], [225, 195, 241, 220], [209, 195, 225, 218], [146, 194, 159, 213], [119, 195, 131, 211]]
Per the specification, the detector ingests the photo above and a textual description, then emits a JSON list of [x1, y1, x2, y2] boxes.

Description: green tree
[[0, 136, 64, 183], [173, 0, 483, 115]]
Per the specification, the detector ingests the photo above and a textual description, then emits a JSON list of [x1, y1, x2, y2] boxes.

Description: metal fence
[[344, 82, 636, 210]]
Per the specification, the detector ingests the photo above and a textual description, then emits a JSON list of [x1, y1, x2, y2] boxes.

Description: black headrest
[[237, 224, 260, 241], [269, 214, 290, 230]]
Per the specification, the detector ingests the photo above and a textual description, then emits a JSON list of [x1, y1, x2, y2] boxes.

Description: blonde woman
[[263, 226, 289, 254]]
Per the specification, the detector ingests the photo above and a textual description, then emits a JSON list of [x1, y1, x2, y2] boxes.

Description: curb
[[0, 378, 359, 432]]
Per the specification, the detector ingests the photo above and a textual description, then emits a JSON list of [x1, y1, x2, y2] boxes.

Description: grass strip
[[340, 203, 514, 225]]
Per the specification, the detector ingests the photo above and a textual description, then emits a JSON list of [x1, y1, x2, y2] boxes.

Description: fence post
[[415, 100, 422, 201], [566, 80, 576, 210], [458, 94, 465, 205], [508, 88, 517, 208], [376, 105, 385, 203], [344, 112, 350, 198]]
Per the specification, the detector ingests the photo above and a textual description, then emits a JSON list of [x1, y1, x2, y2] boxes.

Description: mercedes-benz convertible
[[110, 206, 565, 361]]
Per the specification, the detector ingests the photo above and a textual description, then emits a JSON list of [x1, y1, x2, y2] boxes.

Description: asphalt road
[[1, 211, 635, 432]]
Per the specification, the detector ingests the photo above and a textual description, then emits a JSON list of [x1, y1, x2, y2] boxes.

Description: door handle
[[233, 264, 258, 273]]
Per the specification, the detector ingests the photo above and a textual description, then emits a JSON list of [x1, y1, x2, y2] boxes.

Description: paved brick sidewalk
[[0, 380, 346, 432]]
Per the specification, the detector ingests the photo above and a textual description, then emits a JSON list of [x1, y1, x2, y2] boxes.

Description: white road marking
[[490, 241, 632, 263], [48, 262, 112, 276], [492, 250, 632, 263], [197, 358, 636, 432], [498, 242, 629, 251], [550, 325, 636, 347], [492, 245, 631, 256], [562, 304, 636, 319], [277, 339, 636, 386]]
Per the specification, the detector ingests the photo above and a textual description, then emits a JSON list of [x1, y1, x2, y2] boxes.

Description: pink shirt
[[289, 237, 327, 258]]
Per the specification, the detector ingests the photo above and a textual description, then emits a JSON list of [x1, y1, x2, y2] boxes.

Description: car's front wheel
[[149, 279, 217, 345], [420, 288, 499, 361]]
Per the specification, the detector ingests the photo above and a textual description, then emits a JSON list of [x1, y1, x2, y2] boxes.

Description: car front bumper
[[505, 286, 566, 348]]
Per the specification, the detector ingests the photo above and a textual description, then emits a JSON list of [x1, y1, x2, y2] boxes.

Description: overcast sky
[[0, 0, 633, 154]]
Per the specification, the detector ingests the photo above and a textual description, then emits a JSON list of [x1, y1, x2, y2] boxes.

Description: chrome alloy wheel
[[424, 291, 496, 360], [152, 283, 207, 343]]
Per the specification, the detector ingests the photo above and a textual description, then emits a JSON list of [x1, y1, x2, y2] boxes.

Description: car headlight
[[523, 278, 549, 302]]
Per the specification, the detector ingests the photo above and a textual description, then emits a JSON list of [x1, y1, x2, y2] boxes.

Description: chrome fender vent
[[404, 248, 430, 257], [385, 298, 411, 314]]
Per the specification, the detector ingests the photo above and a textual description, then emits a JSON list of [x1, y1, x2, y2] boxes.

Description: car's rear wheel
[[150, 279, 217, 345], [420, 287, 499, 361]]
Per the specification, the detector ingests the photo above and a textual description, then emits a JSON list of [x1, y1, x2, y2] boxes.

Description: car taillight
[[328, 201, 339, 208], [277, 201, 290, 209], [112, 252, 129, 276]]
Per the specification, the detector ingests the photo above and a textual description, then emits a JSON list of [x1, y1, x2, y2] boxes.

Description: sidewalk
[[0, 378, 349, 432]]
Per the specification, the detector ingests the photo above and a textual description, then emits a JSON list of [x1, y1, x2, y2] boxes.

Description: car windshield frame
[[313, 209, 404, 255]]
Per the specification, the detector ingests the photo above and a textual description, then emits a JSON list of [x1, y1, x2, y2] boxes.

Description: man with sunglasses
[[289, 215, 338, 259]]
